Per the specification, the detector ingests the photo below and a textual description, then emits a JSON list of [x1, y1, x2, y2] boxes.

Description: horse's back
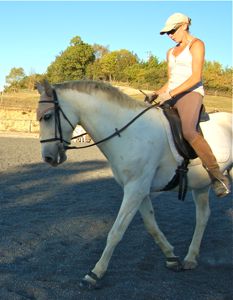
[[199, 111, 232, 165], [207, 111, 232, 131]]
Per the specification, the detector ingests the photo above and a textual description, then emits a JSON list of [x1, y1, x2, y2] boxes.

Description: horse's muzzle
[[43, 143, 67, 167]]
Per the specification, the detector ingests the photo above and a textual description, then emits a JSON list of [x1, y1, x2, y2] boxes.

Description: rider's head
[[160, 13, 191, 36]]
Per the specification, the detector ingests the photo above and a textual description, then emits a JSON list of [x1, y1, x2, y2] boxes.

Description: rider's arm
[[169, 39, 205, 98]]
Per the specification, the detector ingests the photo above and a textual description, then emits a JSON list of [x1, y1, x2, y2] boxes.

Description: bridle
[[39, 89, 76, 145], [38, 88, 159, 150]]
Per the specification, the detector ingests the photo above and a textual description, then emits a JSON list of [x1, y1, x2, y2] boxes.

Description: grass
[[0, 88, 232, 113], [0, 90, 38, 109], [201, 94, 232, 113]]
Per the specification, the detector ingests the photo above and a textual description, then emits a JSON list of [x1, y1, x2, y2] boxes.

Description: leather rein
[[39, 89, 159, 150]]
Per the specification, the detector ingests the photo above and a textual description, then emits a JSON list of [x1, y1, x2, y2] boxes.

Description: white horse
[[36, 80, 232, 288]]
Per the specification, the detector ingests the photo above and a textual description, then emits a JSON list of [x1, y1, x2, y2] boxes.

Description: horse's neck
[[63, 90, 136, 141]]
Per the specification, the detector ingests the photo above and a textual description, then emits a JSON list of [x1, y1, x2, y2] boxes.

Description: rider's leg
[[174, 92, 230, 197], [190, 134, 230, 197]]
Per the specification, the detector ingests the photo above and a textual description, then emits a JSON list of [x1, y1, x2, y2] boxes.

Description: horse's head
[[36, 80, 76, 167]]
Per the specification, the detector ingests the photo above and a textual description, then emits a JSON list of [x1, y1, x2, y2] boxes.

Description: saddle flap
[[162, 106, 197, 159], [161, 104, 210, 160]]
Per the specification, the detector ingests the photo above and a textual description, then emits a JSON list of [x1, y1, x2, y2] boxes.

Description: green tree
[[123, 63, 146, 85], [144, 59, 168, 89], [21, 73, 46, 91], [203, 61, 232, 96], [92, 44, 109, 59], [46, 36, 95, 83], [86, 59, 104, 80], [86, 44, 110, 80], [5, 67, 25, 92], [123, 55, 167, 90], [99, 49, 138, 81]]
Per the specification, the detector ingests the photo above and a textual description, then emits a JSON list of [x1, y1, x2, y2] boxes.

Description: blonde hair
[[187, 17, 192, 30]]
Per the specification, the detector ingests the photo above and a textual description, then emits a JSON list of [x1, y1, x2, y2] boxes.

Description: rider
[[148, 12, 230, 197]]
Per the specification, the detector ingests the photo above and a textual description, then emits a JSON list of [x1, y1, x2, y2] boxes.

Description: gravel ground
[[0, 135, 232, 300]]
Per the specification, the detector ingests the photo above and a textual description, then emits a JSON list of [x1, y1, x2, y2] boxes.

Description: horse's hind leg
[[139, 196, 180, 269], [183, 186, 210, 269]]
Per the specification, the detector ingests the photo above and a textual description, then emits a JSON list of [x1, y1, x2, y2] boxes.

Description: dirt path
[[0, 136, 232, 300]]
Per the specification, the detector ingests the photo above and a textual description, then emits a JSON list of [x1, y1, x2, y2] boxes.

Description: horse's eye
[[44, 113, 52, 121]]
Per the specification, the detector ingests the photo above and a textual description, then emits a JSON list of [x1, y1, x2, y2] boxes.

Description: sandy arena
[[0, 135, 232, 300]]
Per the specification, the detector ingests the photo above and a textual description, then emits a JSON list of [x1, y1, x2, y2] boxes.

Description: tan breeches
[[173, 92, 203, 143]]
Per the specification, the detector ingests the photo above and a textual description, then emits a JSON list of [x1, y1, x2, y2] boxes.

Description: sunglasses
[[166, 25, 182, 35]]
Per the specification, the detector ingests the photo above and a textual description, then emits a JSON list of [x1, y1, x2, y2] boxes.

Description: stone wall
[[0, 107, 39, 133]]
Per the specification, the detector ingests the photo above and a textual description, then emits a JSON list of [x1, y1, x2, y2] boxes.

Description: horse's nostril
[[44, 156, 53, 163]]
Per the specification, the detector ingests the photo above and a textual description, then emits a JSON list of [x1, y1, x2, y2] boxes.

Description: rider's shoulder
[[166, 47, 174, 58], [190, 38, 205, 49]]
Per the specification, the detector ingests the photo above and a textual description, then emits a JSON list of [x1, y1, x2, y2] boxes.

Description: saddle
[[162, 103, 209, 160], [160, 104, 210, 200]]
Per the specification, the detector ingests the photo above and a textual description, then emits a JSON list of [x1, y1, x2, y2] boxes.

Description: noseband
[[39, 90, 75, 145]]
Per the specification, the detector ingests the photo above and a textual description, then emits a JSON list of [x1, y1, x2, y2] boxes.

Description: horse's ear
[[43, 80, 53, 97], [35, 81, 44, 95]]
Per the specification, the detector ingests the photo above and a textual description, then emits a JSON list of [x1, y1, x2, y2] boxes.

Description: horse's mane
[[54, 80, 145, 109]]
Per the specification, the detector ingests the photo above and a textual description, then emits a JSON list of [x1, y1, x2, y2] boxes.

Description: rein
[[66, 102, 159, 150], [39, 89, 159, 150]]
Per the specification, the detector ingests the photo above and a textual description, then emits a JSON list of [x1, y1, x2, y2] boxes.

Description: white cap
[[160, 13, 190, 35]]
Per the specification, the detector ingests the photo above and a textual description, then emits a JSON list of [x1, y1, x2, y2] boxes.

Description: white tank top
[[168, 40, 205, 96]]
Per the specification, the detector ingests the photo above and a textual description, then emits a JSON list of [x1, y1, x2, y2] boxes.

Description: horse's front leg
[[80, 181, 147, 288], [183, 186, 210, 269], [139, 195, 181, 270]]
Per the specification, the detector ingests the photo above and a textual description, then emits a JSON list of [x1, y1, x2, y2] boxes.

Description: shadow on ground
[[0, 153, 232, 299]]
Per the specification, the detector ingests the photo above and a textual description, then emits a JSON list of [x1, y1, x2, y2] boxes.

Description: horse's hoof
[[79, 272, 102, 290], [182, 260, 198, 270], [79, 279, 101, 290], [166, 256, 183, 272]]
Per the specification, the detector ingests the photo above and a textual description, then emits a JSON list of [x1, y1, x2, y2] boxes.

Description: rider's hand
[[144, 93, 158, 104], [156, 91, 172, 105]]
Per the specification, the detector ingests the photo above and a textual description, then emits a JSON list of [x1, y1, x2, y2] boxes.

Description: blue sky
[[0, 1, 232, 91]]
